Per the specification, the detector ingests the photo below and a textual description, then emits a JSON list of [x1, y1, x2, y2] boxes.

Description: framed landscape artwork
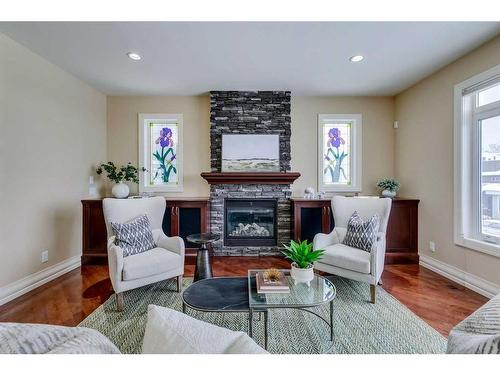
[[138, 113, 184, 192], [222, 134, 280, 172]]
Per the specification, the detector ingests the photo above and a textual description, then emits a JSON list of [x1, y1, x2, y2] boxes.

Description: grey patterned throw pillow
[[111, 215, 156, 257], [342, 211, 380, 252]]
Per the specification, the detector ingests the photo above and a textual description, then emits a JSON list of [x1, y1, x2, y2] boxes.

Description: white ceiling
[[1, 22, 499, 96]]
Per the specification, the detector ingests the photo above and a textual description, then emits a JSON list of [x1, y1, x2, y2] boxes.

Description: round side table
[[186, 233, 220, 282]]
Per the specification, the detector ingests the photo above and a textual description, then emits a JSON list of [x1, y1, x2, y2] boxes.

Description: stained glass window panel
[[322, 122, 351, 185], [148, 122, 179, 186]]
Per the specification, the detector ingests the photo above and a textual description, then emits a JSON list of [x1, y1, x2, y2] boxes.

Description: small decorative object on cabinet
[[96, 162, 140, 199], [376, 178, 400, 198], [81, 198, 208, 264], [291, 198, 419, 264], [282, 240, 325, 286], [304, 187, 315, 199]]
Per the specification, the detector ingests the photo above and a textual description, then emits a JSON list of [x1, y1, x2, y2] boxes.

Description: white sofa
[[447, 293, 500, 354], [0, 305, 266, 354], [103, 197, 185, 311], [313, 196, 392, 303], [0, 323, 120, 354]]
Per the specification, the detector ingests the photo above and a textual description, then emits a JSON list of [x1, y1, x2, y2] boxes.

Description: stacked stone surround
[[210, 91, 291, 172], [209, 91, 292, 256]]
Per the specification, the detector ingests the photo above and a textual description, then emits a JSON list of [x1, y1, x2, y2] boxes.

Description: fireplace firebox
[[224, 199, 278, 247]]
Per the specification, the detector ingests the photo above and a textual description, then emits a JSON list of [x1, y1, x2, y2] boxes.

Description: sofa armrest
[[156, 233, 185, 259], [370, 232, 386, 281], [107, 236, 124, 292], [313, 230, 339, 251]]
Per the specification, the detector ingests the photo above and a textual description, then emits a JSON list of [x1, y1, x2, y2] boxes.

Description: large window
[[138, 113, 184, 193], [318, 114, 362, 193], [455, 65, 500, 256]]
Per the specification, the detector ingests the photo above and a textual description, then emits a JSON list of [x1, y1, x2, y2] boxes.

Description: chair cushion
[[342, 211, 379, 252], [319, 243, 371, 274], [122, 248, 182, 281], [142, 305, 267, 354]]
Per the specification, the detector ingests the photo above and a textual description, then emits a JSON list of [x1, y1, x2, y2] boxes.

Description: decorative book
[[256, 270, 290, 294]]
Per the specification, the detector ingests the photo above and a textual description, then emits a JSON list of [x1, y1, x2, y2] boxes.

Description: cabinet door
[[82, 200, 107, 263], [167, 201, 208, 250]]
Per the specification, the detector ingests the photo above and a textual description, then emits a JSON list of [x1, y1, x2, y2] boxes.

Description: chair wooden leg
[[176, 275, 183, 292], [370, 284, 376, 304], [116, 292, 124, 311]]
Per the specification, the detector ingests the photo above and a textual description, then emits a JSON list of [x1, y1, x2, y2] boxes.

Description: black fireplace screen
[[224, 199, 277, 246]]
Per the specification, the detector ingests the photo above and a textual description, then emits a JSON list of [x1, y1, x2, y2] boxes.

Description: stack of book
[[256, 270, 290, 294]]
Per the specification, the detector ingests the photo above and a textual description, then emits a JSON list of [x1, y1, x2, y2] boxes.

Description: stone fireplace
[[206, 91, 296, 256]]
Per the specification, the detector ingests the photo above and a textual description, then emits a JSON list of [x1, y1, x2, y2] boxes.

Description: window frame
[[317, 114, 362, 193], [138, 113, 184, 193], [454, 64, 500, 257]]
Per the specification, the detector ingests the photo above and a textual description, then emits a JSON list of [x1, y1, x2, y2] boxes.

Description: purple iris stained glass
[[149, 122, 178, 185], [323, 123, 351, 184]]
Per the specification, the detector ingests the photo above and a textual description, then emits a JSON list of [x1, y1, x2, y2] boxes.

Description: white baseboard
[[0, 256, 81, 306], [419, 254, 500, 299]]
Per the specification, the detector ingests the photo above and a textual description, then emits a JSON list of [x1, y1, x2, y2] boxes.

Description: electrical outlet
[[41, 250, 49, 263], [429, 241, 436, 252]]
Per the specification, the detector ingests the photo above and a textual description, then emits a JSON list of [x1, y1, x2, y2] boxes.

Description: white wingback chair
[[103, 197, 185, 311], [313, 196, 392, 303]]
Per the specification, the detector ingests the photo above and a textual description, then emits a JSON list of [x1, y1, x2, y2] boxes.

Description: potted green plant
[[282, 240, 325, 286], [376, 178, 401, 198], [96, 162, 140, 199]]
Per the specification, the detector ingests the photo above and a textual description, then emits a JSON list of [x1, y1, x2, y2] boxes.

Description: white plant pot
[[290, 263, 314, 286], [382, 189, 396, 198], [112, 182, 129, 199]]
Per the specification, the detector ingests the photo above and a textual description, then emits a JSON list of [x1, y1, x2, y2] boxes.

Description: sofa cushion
[[111, 214, 156, 257], [122, 248, 182, 281], [342, 211, 380, 252], [319, 243, 371, 274], [0, 323, 120, 354], [142, 305, 267, 354], [447, 293, 500, 354]]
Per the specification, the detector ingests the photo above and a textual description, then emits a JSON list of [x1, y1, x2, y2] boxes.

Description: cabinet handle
[[176, 206, 180, 216]]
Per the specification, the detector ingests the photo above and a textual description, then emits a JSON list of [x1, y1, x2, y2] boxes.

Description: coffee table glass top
[[247, 269, 336, 309]]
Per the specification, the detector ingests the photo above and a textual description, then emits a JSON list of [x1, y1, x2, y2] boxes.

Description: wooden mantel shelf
[[200, 172, 301, 185]]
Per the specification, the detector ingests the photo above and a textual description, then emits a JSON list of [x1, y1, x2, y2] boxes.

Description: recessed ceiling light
[[349, 55, 364, 63], [127, 52, 142, 61]]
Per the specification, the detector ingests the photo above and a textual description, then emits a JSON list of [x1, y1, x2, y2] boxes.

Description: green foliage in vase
[[281, 240, 325, 269], [376, 178, 401, 192], [96, 162, 141, 184]]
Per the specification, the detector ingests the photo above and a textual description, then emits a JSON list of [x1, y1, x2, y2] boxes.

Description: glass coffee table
[[182, 269, 336, 351]]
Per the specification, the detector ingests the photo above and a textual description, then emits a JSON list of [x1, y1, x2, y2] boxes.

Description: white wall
[[395, 35, 500, 289], [0, 34, 107, 294]]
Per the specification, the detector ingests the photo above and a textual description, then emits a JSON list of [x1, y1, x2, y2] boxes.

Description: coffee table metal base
[[193, 246, 212, 282]]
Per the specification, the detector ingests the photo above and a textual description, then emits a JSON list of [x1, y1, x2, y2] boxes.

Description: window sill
[[455, 236, 500, 258]]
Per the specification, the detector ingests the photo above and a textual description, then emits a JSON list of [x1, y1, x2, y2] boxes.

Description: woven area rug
[[78, 276, 447, 354]]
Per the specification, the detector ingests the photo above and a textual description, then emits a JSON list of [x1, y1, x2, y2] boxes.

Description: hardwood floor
[[0, 257, 488, 337]]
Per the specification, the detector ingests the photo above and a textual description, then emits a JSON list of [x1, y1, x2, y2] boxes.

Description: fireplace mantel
[[201, 172, 300, 185]]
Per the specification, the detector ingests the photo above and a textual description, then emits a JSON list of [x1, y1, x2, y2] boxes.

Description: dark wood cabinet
[[81, 198, 208, 265], [291, 198, 419, 264]]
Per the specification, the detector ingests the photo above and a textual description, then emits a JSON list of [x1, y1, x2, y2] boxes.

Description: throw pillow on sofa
[[111, 214, 156, 257], [142, 305, 267, 354]]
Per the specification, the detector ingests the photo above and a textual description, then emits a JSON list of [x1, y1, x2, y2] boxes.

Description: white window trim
[[454, 64, 500, 258], [138, 113, 184, 193], [317, 114, 362, 193]]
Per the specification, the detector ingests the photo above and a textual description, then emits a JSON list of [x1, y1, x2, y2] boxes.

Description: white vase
[[382, 189, 396, 198], [290, 263, 314, 286], [112, 182, 129, 199]]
